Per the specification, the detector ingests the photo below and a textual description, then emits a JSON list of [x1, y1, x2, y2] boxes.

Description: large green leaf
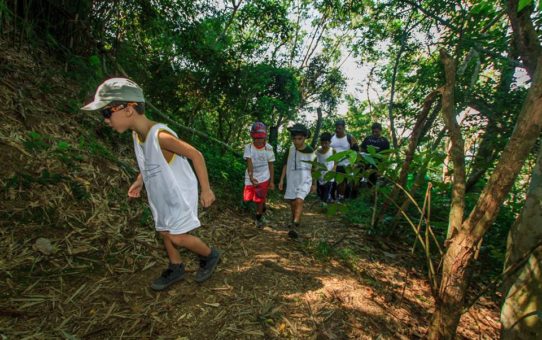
[[518, 0, 533, 12], [361, 153, 377, 166]]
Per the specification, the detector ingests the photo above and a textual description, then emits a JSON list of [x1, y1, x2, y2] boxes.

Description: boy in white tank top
[[278, 123, 316, 239], [81, 78, 220, 291]]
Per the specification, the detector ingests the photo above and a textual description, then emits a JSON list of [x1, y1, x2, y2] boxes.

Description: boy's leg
[[151, 232, 187, 291], [316, 181, 325, 200], [288, 198, 304, 239], [168, 233, 220, 283], [336, 166, 346, 200], [255, 201, 265, 227], [324, 182, 333, 202], [168, 233, 211, 257], [161, 233, 182, 264], [293, 198, 304, 223]]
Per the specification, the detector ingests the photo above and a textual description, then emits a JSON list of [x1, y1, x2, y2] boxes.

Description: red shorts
[[243, 180, 270, 203]]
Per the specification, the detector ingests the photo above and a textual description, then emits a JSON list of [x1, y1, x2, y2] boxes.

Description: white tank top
[[331, 134, 350, 166], [133, 124, 200, 233]]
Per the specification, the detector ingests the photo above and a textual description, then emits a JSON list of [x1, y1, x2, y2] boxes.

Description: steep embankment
[[0, 39, 500, 339]]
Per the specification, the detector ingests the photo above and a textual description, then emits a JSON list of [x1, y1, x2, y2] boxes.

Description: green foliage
[[315, 240, 332, 258], [23, 131, 50, 152], [6, 0, 537, 289], [139, 207, 154, 226], [518, 0, 533, 12], [5, 170, 64, 189]]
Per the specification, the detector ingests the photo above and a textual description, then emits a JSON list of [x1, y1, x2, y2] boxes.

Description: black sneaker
[[195, 249, 220, 283], [151, 263, 185, 291], [288, 222, 300, 239], [288, 230, 299, 239]]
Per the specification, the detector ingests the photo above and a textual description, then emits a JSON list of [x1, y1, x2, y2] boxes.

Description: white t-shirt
[[331, 134, 351, 166], [316, 147, 335, 184], [243, 143, 275, 185]]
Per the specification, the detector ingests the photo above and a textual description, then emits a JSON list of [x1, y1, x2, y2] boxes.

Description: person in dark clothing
[[360, 123, 390, 187]]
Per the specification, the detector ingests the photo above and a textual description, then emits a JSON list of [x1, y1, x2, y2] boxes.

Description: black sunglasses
[[100, 104, 127, 119]]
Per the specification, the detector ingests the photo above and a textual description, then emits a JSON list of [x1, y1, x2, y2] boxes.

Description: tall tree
[[428, 2, 542, 333], [500, 145, 542, 339]]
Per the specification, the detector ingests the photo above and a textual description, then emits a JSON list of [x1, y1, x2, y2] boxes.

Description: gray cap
[[81, 78, 145, 111]]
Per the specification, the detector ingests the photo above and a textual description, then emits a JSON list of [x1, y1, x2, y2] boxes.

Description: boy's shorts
[[244, 180, 270, 203], [284, 180, 311, 201]]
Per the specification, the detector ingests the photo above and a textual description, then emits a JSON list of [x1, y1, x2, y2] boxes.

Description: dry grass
[[0, 38, 500, 339]]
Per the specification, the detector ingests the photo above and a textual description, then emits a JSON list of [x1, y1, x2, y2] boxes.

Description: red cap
[[250, 122, 267, 138]]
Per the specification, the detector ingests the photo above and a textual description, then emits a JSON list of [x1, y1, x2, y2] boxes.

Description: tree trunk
[[439, 50, 466, 240], [387, 30, 408, 149], [311, 107, 323, 149], [466, 50, 516, 192], [506, 0, 541, 79], [269, 110, 285, 155], [392, 91, 438, 196], [500, 146, 542, 339], [376, 90, 439, 225], [428, 54, 542, 340]]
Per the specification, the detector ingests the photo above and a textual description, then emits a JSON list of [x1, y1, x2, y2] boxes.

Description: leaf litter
[[0, 38, 500, 339]]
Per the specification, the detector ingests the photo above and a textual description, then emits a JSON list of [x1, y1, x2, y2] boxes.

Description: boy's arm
[[247, 158, 257, 185], [351, 135, 360, 152], [361, 137, 368, 153], [268, 162, 275, 190], [278, 164, 287, 191], [158, 132, 215, 207], [128, 173, 144, 198]]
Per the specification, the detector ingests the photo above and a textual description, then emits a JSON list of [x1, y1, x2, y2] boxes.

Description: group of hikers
[[243, 119, 390, 235], [81, 77, 389, 291]]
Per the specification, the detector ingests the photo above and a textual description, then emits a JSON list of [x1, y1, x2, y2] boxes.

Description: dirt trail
[[1, 196, 500, 339], [0, 38, 499, 339]]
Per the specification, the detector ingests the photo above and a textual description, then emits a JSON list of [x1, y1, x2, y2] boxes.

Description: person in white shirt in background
[[330, 119, 359, 200], [315, 132, 336, 203]]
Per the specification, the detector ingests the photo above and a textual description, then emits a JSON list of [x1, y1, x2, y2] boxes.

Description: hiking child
[[81, 78, 220, 291], [315, 132, 336, 203], [278, 123, 316, 239], [243, 122, 275, 228], [361, 122, 390, 188], [330, 119, 359, 200]]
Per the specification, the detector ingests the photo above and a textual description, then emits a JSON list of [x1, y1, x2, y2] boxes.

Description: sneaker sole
[[150, 275, 184, 291]]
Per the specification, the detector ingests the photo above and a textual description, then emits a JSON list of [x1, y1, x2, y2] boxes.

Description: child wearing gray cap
[[82, 78, 220, 291]]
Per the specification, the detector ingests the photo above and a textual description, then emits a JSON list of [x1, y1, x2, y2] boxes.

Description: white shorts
[[284, 180, 311, 200]]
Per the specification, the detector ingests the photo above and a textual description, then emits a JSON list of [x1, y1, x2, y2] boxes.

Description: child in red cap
[[243, 122, 275, 227]]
